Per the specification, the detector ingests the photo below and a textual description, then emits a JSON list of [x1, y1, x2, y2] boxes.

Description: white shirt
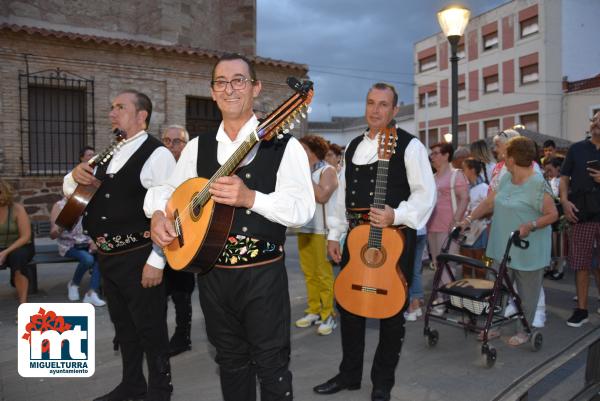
[[327, 131, 437, 242], [63, 130, 177, 269], [144, 115, 316, 268]]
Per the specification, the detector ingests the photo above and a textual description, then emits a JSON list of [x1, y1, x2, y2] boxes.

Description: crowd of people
[[2, 52, 599, 401]]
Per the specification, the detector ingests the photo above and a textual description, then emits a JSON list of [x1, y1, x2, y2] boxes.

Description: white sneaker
[[404, 307, 422, 322], [504, 301, 517, 318], [295, 313, 321, 328], [317, 316, 337, 335], [430, 305, 446, 317], [533, 312, 545, 328], [67, 281, 80, 301], [83, 290, 106, 307]]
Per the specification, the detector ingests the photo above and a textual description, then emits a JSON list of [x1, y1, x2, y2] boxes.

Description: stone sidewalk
[[0, 235, 598, 401]]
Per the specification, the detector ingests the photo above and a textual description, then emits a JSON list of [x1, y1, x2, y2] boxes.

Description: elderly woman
[[489, 129, 521, 192], [462, 137, 558, 345], [0, 179, 33, 306], [296, 135, 339, 335]]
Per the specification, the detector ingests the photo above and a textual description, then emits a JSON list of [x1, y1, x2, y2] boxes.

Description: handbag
[[463, 219, 488, 247]]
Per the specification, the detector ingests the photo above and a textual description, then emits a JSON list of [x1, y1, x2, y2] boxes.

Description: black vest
[[344, 128, 416, 210], [83, 135, 162, 238], [195, 133, 291, 245]]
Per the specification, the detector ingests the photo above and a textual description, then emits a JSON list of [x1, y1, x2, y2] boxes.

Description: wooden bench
[[25, 221, 78, 294]]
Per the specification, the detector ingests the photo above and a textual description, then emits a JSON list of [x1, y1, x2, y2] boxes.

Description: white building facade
[[414, 0, 600, 147]]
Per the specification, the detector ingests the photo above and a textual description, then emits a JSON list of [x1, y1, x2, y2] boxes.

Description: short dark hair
[[430, 142, 455, 161], [79, 146, 94, 160], [369, 82, 398, 106], [327, 143, 343, 157], [506, 136, 537, 167], [543, 156, 564, 168], [543, 139, 556, 149], [211, 53, 257, 82], [119, 89, 152, 129]]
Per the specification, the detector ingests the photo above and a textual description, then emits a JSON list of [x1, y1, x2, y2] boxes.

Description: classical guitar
[[164, 77, 314, 274], [55, 129, 126, 230], [333, 125, 408, 319]]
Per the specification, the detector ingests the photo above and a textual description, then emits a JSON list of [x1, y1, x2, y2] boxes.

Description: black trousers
[[6, 242, 35, 285], [336, 227, 416, 392], [165, 267, 195, 334], [99, 245, 172, 400], [197, 257, 292, 401]]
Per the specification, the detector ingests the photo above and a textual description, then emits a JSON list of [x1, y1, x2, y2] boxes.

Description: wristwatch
[[530, 220, 537, 232]]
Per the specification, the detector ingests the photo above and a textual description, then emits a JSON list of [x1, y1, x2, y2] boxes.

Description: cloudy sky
[[257, 0, 506, 121]]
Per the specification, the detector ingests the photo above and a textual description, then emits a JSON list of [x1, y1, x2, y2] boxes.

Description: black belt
[[216, 235, 283, 267], [95, 231, 152, 254], [346, 208, 371, 230]]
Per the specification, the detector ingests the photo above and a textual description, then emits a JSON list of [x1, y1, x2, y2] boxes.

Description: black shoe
[[567, 308, 589, 327], [92, 384, 146, 401], [168, 332, 191, 357], [313, 377, 361, 395], [549, 271, 564, 280], [371, 389, 391, 401]]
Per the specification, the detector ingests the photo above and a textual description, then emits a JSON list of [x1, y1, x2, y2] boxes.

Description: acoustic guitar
[[333, 125, 408, 319], [164, 77, 314, 274], [55, 129, 126, 230]]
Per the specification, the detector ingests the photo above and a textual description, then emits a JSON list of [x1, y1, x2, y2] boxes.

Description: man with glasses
[[148, 53, 315, 401], [161, 125, 189, 162], [561, 111, 600, 327], [159, 125, 195, 357]]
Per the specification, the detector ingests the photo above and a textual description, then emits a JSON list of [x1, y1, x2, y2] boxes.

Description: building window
[[19, 68, 95, 176], [484, 74, 499, 93], [457, 43, 465, 59], [520, 16, 539, 38], [186, 96, 222, 139], [521, 64, 539, 84], [419, 54, 437, 72], [428, 128, 439, 145], [419, 130, 426, 144], [419, 91, 437, 108], [458, 124, 468, 145], [458, 82, 466, 100], [484, 119, 500, 138], [520, 113, 539, 132], [483, 32, 498, 51]]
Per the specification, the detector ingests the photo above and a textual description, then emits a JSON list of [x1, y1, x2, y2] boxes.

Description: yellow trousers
[[297, 233, 334, 320]]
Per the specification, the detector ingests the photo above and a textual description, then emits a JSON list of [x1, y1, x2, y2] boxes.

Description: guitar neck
[[368, 159, 389, 249], [194, 132, 260, 205]]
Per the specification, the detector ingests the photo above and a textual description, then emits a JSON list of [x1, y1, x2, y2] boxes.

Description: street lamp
[[437, 4, 470, 150]]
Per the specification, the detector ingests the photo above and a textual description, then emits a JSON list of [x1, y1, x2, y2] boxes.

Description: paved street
[[1, 235, 598, 401]]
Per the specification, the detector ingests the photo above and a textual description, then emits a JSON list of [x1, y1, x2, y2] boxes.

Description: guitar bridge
[[173, 209, 184, 247], [351, 284, 387, 295]]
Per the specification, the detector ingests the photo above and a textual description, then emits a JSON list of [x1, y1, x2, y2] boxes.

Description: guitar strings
[[171, 96, 310, 232]]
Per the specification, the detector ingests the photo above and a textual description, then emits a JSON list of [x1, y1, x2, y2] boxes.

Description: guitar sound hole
[[362, 246, 386, 267], [190, 192, 202, 222]]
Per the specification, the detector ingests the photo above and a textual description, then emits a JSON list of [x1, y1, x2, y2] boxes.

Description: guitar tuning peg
[[295, 117, 301, 124], [277, 133, 284, 139], [301, 112, 306, 119], [283, 128, 290, 134], [307, 106, 312, 114], [289, 122, 295, 130]]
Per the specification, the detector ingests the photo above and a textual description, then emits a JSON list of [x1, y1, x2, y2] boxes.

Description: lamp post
[[437, 5, 470, 150]]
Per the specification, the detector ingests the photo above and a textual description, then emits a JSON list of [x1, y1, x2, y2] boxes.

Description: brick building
[[414, 0, 600, 148], [0, 1, 308, 222]]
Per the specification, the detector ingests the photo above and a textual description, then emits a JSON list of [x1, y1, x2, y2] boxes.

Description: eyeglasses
[[162, 138, 187, 147], [211, 77, 254, 92], [430, 151, 442, 156]]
